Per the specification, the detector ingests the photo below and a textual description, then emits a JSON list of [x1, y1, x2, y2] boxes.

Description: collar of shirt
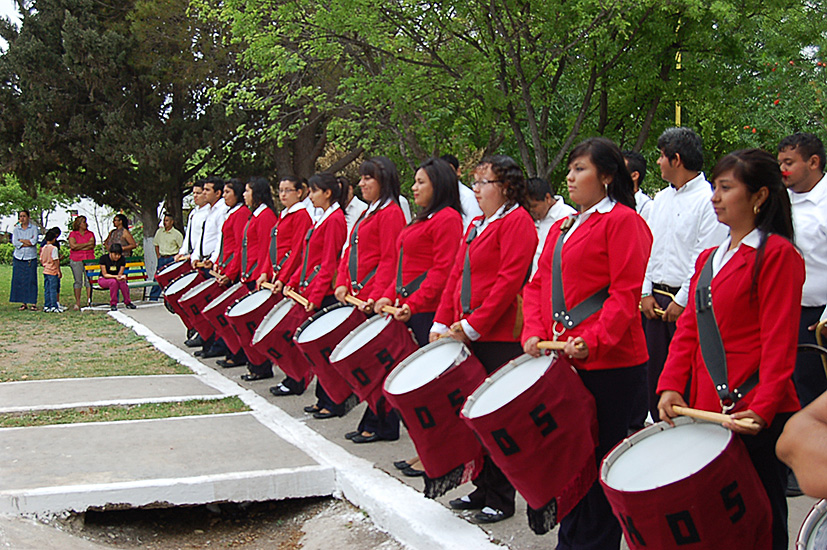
[[281, 201, 305, 218], [253, 203, 268, 217], [712, 228, 761, 276], [789, 172, 827, 205], [315, 202, 341, 227], [673, 172, 707, 193], [367, 197, 392, 215], [475, 202, 519, 238], [226, 203, 242, 217], [564, 196, 615, 242]]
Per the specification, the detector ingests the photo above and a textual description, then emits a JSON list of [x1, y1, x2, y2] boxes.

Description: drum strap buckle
[[720, 399, 735, 414], [552, 321, 565, 341]]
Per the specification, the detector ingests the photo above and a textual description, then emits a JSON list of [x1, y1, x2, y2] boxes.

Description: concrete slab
[[0, 413, 335, 515], [0, 375, 227, 413]]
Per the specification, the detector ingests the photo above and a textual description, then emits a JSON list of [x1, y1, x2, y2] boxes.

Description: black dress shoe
[[449, 496, 484, 510], [269, 383, 296, 397], [201, 348, 224, 359], [313, 409, 340, 419], [241, 372, 272, 381], [217, 359, 243, 368], [351, 433, 383, 444], [472, 507, 513, 524], [184, 336, 204, 348], [401, 466, 425, 477], [194, 350, 204, 357], [304, 404, 321, 413], [393, 460, 411, 470], [344, 431, 361, 440]]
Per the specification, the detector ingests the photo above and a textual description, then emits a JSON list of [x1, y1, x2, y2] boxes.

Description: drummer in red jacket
[[334, 156, 407, 444], [258, 175, 314, 395], [658, 149, 804, 550], [522, 138, 652, 547], [238, 177, 279, 382], [429, 154, 537, 524]]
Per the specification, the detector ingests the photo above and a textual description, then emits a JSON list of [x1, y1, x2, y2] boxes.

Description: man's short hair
[[201, 176, 224, 194], [778, 132, 826, 172], [657, 127, 704, 172], [622, 150, 647, 185], [526, 177, 553, 201], [440, 154, 460, 170]]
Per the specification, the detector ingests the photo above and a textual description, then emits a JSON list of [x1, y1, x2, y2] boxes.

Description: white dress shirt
[[458, 181, 483, 232], [712, 228, 761, 276], [179, 204, 210, 256], [532, 196, 577, 276], [643, 173, 728, 307], [195, 200, 229, 261], [635, 189, 654, 222], [790, 172, 827, 307], [345, 196, 368, 243], [399, 195, 412, 223], [302, 196, 323, 222]]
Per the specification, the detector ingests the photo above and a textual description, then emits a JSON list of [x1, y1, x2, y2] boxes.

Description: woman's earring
[[753, 204, 760, 215]]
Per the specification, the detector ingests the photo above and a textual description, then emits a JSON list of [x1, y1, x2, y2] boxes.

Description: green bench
[[83, 256, 159, 303]]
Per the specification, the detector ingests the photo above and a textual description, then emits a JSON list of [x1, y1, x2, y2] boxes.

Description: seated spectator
[[99, 243, 137, 311]]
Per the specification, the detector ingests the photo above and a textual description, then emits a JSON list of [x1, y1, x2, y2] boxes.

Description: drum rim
[[797, 498, 827, 548], [226, 288, 277, 318], [180, 277, 219, 302], [294, 303, 359, 344], [251, 298, 297, 344], [384, 337, 471, 396], [600, 416, 733, 492], [162, 271, 201, 297], [329, 314, 393, 363], [202, 282, 246, 313], [157, 259, 188, 275]]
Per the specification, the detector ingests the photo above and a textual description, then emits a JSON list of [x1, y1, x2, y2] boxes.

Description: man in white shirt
[[342, 176, 368, 242], [623, 150, 653, 222], [176, 181, 209, 262], [195, 177, 228, 267], [526, 176, 576, 275], [778, 133, 827, 410], [640, 127, 728, 420], [442, 154, 483, 231]]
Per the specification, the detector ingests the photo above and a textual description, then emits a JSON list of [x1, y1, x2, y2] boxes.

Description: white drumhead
[[296, 306, 355, 344], [385, 340, 465, 395], [203, 283, 244, 313], [251, 300, 295, 344], [464, 354, 552, 418], [799, 499, 827, 550], [227, 289, 273, 318], [330, 316, 391, 362], [180, 278, 215, 302], [604, 421, 730, 491], [163, 272, 200, 296], [158, 259, 186, 275]]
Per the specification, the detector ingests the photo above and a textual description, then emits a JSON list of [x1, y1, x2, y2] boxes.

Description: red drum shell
[[163, 271, 206, 330], [294, 304, 366, 403], [201, 282, 249, 354], [155, 259, 193, 289], [330, 315, 418, 414], [384, 339, 487, 480], [178, 278, 222, 340], [250, 301, 312, 383], [461, 353, 598, 522], [600, 417, 772, 550], [225, 289, 281, 366]]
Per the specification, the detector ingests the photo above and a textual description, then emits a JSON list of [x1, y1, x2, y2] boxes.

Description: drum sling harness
[[696, 250, 759, 412], [551, 219, 609, 331], [298, 226, 321, 289], [348, 213, 376, 292], [241, 217, 257, 280], [460, 225, 479, 315], [268, 225, 291, 275], [396, 243, 428, 298]]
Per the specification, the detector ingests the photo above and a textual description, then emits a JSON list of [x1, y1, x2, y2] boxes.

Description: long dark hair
[[711, 148, 794, 290], [359, 156, 401, 209], [477, 155, 529, 210], [413, 157, 463, 223], [246, 177, 276, 213], [225, 178, 246, 208], [308, 172, 347, 211], [567, 138, 636, 210]]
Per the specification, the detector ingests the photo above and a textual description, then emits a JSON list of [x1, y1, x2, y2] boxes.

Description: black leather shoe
[[351, 433, 383, 444], [393, 460, 411, 470], [201, 348, 224, 359], [472, 508, 513, 524], [125, 303, 137, 310], [184, 336, 204, 348], [304, 404, 321, 413], [449, 496, 483, 510], [313, 409, 340, 419], [401, 466, 425, 477], [269, 383, 295, 397], [194, 350, 204, 357], [344, 431, 362, 440], [217, 359, 243, 368], [241, 372, 272, 381]]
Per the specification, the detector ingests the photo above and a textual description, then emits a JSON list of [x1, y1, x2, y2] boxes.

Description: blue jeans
[[149, 256, 174, 300], [44, 274, 60, 309]]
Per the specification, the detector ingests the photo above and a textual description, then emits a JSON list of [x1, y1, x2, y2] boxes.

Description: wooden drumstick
[[343, 294, 400, 315], [194, 261, 208, 268], [209, 269, 221, 278], [537, 340, 587, 352], [639, 303, 666, 316], [672, 405, 760, 430], [282, 287, 310, 308]]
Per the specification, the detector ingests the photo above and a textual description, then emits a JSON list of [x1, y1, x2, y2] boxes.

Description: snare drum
[[201, 283, 249, 354], [251, 300, 312, 383], [798, 499, 827, 550], [155, 259, 193, 289], [294, 304, 365, 404], [329, 315, 418, 414], [461, 353, 598, 534], [384, 338, 487, 497], [178, 278, 222, 340], [163, 271, 206, 330], [225, 289, 281, 366], [601, 416, 772, 550]]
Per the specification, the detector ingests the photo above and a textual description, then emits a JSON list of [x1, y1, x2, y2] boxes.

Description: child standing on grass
[[40, 227, 64, 313]]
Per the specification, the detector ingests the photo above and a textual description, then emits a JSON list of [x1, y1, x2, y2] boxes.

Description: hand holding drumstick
[[658, 390, 764, 434]]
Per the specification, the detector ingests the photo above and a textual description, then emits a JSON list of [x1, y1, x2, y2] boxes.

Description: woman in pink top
[[68, 216, 96, 310]]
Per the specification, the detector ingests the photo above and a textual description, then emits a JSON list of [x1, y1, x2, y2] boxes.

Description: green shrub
[[0, 243, 12, 264]]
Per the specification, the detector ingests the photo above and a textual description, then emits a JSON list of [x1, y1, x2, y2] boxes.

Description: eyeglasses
[[472, 179, 502, 188]]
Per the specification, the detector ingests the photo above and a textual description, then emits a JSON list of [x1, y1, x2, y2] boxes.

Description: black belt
[[159, 254, 175, 259], [653, 283, 681, 295]]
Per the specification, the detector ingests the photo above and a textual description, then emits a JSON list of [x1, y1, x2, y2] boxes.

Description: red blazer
[[657, 234, 804, 425], [216, 204, 249, 282], [240, 205, 278, 283], [521, 204, 652, 369], [380, 207, 463, 315], [336, 202, 406, 299], [288, 208, 347, 307], [262, 206, 313, 285], [434, 205, 537, 342]]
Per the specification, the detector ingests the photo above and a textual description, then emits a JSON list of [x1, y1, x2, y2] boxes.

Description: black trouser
[[557, 364, 647, 550], [643, 288, 679, 420], [793, 306, 827, 407]]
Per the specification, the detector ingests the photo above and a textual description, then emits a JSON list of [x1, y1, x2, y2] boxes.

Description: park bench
[[83, 256, 159, 303]]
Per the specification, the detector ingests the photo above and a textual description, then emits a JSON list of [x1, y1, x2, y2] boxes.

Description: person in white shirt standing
[[525, 176, 576, 276], [196, 177, 229, 269], [777, 133, 827, 411], [640, 127, 728, 421], [176, 181, 209, 263], [341, 175, 368, 242], [623, 150, 653, 222], [442, 154, 482, 232]]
